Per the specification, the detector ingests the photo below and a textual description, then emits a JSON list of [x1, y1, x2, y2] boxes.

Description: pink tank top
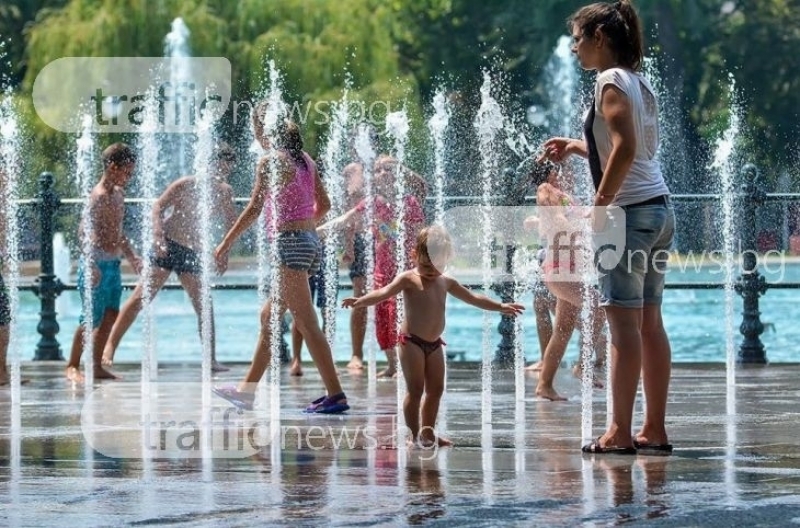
[[264, 152, 316, 232]]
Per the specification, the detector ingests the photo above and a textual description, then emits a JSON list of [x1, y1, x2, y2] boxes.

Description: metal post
[[492, 166, 526, 368], [734, 164, 768, 364], [492, 243, 517, 367], [32, 172, 64, 360]]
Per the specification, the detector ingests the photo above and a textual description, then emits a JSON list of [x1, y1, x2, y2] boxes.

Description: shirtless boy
[[66, 142, 141, 383], [101, 142, 239, 372]]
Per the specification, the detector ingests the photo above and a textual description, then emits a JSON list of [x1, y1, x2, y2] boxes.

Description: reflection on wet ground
[[2, 362, 800, 526]]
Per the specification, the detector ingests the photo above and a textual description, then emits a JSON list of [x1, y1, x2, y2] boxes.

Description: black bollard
[[491, 165, 531, 368], [32, 172, 64, 360], [492, 243, 517, 368], [734, 164, 768, 364]]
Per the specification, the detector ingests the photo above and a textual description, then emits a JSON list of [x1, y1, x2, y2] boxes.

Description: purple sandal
[[304, 392, 349, 414], [212, 386, 255, 411]]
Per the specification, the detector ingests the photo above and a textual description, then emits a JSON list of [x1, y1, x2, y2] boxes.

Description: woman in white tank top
[[538, 0, 676, 456]]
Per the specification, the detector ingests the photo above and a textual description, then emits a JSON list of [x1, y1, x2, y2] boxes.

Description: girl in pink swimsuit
[[213, 115, 348, 414]]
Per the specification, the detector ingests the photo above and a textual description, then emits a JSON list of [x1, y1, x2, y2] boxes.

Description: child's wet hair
[[102, 142, 136, 169], [275, 119, 303, 155], [515, 156, 557, 188], [416, 225, 454, 270], [529, 160, 558, 187]]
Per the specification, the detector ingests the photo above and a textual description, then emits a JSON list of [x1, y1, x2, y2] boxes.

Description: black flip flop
[[633, 440, 673, 455], [582, 437, 637, 455]]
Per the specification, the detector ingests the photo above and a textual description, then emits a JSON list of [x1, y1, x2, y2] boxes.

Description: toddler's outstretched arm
[[447, 278, 525, 315], [342, 272, 410, 309]]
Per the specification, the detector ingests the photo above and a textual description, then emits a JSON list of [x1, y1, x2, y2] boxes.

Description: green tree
[[21, 0, 422, 192]]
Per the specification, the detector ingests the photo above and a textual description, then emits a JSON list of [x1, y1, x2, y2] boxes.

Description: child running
[[213, 115, 348, 414], [342, 226, 524, 447], [100, 142, 239, 372]]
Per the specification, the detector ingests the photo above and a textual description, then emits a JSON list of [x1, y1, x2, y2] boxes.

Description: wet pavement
[[2, 361, 800, 527]]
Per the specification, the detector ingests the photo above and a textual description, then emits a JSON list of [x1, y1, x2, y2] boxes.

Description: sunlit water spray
[[321, 89, 350, 351], [427, 89, 451, 436], [511, 251, 527, 482], [544, 38, 601, 433], [711, 74, 741, 391], [164, 17, 193, 180], [474, 72, 504, 429], [353, 125, 378, 390], [134, 86, 163, 487], [712, 75, 742, 504], [643, 55, 690, 192], [0, 78, 22, 401], [75, 115, 97, 390], [1, 67, 24, 505], [136, 87, 163, 386], [191, 110, 216, 481], [544, 36, 580, 138], [259, 60, 287, 470], [385, 109, 410, 453], [428, 90, 450, 226]]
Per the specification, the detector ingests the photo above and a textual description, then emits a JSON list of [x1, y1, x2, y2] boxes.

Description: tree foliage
[[1, 0, 799, 194]]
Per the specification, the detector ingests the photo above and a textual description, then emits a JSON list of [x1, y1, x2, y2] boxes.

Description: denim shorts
[[276, 231, 322, 276], [597, 201, 675, 308]]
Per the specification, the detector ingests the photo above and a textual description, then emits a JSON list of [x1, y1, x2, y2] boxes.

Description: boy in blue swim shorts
[[66, 143, 141, 383]]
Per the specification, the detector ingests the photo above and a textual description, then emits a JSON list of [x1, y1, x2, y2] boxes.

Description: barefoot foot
[[410, 435, 454, 449], [289, 359, 303, 377], [572, 363, 605, 389], [66, 366, 85, 384], [101, 351, 114, 367], [525, 361, 543, 372], [535, 385, 567, 401], [346, 356, 364, 370], [211, 360, 230, 373], [94, 367, 121, 380], [377, 367, 396, 379]]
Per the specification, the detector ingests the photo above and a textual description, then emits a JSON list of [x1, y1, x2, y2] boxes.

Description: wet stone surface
[[1, 362, 800, 526]]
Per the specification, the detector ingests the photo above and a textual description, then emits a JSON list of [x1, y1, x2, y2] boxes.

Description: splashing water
[[353, 124, 377, 387], [385, 109, 410, 447], [474, 72, 504, 426], [259, 60, 287, 442], [643, 56, 690, 193], [428, 90, 450, 226], [164, 17, 193, 179], [543, 36, 580, 138], [2, 43, 23, 523], [711, 74, 741, 390], [136, 87, 163, 386], [542, 37, 591, 199], [321, 90, 350, 349], [427, 89, 452, 438], [0, 77, 23, 404], [191, 109, 216, 480], [74, 114, 97, 389]]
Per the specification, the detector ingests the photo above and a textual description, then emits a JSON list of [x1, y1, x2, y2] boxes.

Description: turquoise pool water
[[11, 261, 800, 364]]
